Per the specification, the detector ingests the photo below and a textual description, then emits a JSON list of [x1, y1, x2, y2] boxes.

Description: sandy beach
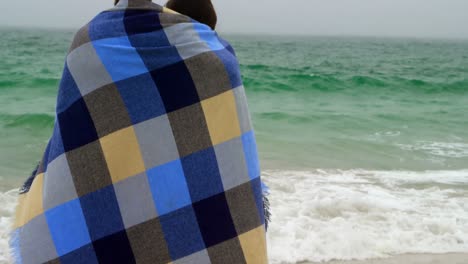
[[305, 253, 468, 264]]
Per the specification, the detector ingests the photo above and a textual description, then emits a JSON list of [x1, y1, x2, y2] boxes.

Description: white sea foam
[[0, 190, 17, 264], [373, 131, 401, 137], [264, 169, 468, 263], [397, 141, 468, 158], [1, 170, 468, 264]]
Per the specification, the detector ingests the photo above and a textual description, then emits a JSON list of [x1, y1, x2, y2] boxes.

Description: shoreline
[[303, 253, 468, 264]]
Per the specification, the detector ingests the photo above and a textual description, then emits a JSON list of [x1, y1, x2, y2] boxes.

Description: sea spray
[[265, 170, 468, 263], [0, 190, 17, 264]]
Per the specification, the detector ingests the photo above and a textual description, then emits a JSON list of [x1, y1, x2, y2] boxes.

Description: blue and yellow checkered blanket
[[10, 0, 268, 263]]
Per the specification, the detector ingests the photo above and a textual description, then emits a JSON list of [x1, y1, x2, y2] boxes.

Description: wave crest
[[0, 113, 54, 129]]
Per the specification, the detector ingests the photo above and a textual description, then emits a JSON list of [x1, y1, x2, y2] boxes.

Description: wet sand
[[304, 253, 468, 264]]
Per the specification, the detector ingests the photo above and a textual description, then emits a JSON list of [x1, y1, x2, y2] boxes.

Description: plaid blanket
[[10, 1, 268, 263]]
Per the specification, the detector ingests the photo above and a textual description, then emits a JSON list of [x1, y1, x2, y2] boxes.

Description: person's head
[[114, 0, 217, 30], [165, 0, 217, 30]]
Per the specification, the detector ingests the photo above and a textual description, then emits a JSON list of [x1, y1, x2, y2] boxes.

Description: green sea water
[[2, 28, 468, 264], [1, 28, 468, 189]]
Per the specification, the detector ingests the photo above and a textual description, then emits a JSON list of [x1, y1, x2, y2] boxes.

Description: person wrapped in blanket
[[10, 0, 270, 263]]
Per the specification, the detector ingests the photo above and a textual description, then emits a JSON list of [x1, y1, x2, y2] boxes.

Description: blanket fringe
[[9, 229, 21, 264], [262, 182, 271, 231], [19, 163, 39, 194], [263, 194, 271, 231]]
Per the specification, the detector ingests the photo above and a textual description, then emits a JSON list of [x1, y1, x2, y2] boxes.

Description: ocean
[[0, 28, 468, 263]]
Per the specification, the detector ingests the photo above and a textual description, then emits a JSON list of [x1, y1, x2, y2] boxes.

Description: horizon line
[[1, 25, 468, 42]]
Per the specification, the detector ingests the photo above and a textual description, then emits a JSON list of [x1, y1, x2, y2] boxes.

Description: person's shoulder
[[68, 23, 92, 54], [217, 36, 237, 56], [67, 10, 115, 53]]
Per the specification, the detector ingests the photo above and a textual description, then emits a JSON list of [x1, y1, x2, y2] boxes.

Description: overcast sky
[[2, 0, 468, 39]]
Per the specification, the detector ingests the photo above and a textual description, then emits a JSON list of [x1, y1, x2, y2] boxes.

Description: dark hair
[[113, 0, 217, 30], [165, 0, 217, 30]]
